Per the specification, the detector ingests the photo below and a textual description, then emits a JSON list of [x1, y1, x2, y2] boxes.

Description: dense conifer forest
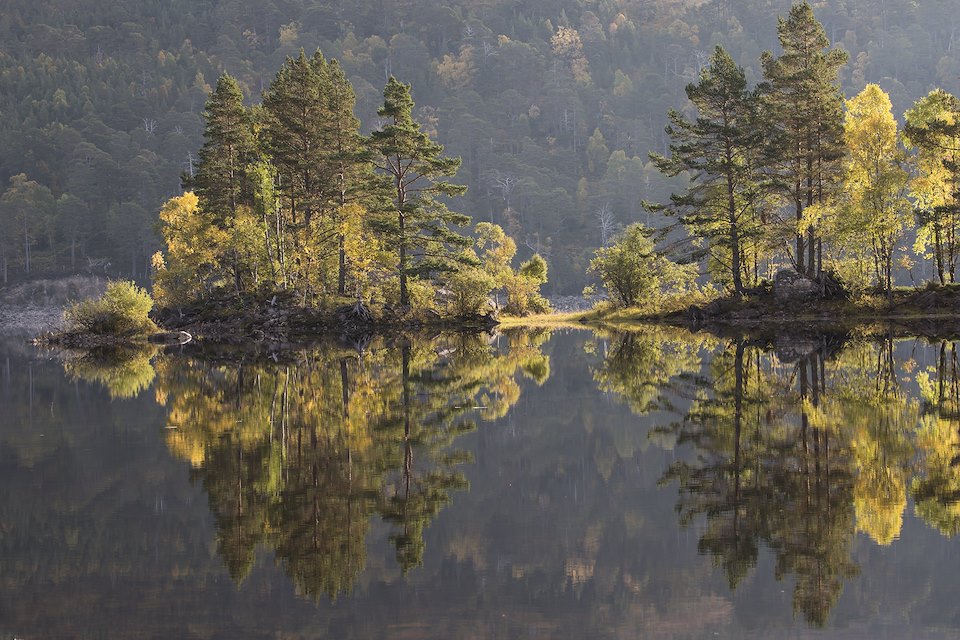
[[4, 0, 960, 297]]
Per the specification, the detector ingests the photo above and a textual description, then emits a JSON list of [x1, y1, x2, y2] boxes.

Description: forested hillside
[[2, 0, 957, 292]]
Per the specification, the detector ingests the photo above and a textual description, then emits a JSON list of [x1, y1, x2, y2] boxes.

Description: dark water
[[3, 328, 960, 639]]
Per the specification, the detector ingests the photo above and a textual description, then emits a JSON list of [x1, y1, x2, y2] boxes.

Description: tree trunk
[[806, 157, 816, 277], [233, 248, 242, 297], [276, 205, 287, 288], [262, 210, 276, 282], [817, 238, 822, 280], [795, 191, 805, 273], [728, 176, 744, 295], [886, 251, 893, 300], [23, 222, 30, 274], [935, 223, 945, 285], [948, 219, 956, 283], [399, 211, 408, 307], [396, 161, 409, 307], [338, 233, 347, 296]]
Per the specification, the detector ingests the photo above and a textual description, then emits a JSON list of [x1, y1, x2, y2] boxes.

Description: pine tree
[[262, 50, 348, 298], [649, 46, 765, 295], [192, 74, 255, 223], [0, 173, 57, 277], [262, 50, 337, 230], [369, 77, 470, 307], [191, 74, 258, 296], [323, 60, 385, 296], [761, 2, 848, 277]]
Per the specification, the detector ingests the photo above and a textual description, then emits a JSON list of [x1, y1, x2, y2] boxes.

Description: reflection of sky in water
[[1, 331, 960, 638]]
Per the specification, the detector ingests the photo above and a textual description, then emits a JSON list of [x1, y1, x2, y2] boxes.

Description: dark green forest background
[[1, 0, 956, 292]]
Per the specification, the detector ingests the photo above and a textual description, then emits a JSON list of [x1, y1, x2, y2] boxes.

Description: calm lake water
[[3, 328, 960, 638]]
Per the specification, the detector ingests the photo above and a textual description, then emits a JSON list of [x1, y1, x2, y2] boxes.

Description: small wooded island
[[46, 51, 552, 346], [38, 2, 960, 346]]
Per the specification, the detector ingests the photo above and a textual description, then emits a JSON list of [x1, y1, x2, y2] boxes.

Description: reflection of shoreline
[[559, 288, 960, 342]]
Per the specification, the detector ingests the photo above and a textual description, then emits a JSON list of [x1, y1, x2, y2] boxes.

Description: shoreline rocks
[[0, 275, 107, 337], [773, 270, 819, 300]]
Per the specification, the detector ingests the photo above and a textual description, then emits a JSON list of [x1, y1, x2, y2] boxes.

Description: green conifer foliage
[[650, 46, 765, 294], [761, 1, 848, 277], [369, 77, 470, 307], [193, 74, 256, 223]]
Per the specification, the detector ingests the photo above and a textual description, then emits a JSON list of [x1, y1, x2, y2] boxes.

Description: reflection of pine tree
[[271, 417, 370, 600], [195, 434, 274, 583], [658, 341, 871, 627], [770, 352, 857, 627], [661, 341, 769, 589], [379, 342, 472, 574]]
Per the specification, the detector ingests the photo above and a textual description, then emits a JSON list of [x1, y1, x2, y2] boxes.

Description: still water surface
[[2, 328, 960, 638]]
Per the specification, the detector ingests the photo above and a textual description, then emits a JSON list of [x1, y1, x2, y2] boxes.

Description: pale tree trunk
[[23, 219, 30, 274], [399, 211, 407, 306]]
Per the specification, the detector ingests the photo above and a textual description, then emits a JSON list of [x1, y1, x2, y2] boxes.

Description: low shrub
[[445, 266, 497, 316], [64, 280, 157, 336], [503, 255, 552, 316]]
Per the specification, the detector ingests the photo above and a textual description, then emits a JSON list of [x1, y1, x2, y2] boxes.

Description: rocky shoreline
[[665, 283, 960, 340], [151, 293, 500, 347], [1, 276, 501, 348], [11, 276, 960, 350], [0, 276, 107, 338]]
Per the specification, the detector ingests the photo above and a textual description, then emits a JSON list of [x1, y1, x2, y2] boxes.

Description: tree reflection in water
[[58, 328, 960, 629], [913, 340, 960, 535], [147, 331, 550, 599], [595, 330, 957, 627]]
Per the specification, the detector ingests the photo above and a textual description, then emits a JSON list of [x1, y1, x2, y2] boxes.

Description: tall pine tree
[[324, 60, 384, 296], [650, 46, 766, 295], [262, 50, 338, 230], [761, 2, 847, 278], [192, 74, 256, 223], [262, 50, 349, 298], [369, 77, 469, 307], [190, 74, 258, 295]]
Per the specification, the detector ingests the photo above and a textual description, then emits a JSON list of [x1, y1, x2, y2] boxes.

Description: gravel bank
[[0, 276, 107, 338]]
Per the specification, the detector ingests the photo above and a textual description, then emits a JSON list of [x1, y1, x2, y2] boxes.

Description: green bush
[[588, 223, 696, 308], [503, 254, 552, 316], [377, 276, 437, 312], [445, 266, 497, 316], [64, 280, 157, 336]]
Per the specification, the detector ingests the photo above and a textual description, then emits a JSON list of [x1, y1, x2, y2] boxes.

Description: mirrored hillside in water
[[6, 329, 960, 637]]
